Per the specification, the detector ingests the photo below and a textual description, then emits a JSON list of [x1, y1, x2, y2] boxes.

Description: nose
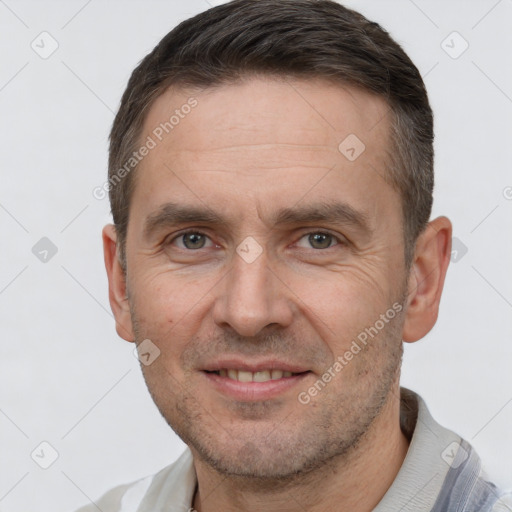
[[212, 247, 294, 337]]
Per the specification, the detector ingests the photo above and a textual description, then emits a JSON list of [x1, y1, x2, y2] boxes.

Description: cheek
[[130, 268, 214, 329], [128, 297, 189, 382], [290, 271, 394, 350]]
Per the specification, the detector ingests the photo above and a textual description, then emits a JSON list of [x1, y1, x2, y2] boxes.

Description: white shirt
[[75, 388, 511, 511]]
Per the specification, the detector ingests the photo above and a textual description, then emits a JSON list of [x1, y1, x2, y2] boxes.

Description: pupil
[[309, 233, 331, 249], [184, 233, 205, 249]]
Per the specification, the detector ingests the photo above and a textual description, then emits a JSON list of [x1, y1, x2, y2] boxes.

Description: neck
[[192, 387, 409, 512]]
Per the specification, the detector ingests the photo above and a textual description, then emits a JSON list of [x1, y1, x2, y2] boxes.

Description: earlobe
[[402, 216, 452, 343], [102, 224, 135, 342]]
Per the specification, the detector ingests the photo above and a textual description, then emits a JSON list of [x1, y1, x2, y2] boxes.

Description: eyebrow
[[271, 202, 370, 233], [143, 200, 371, 240], [143, 203, 224, 239]]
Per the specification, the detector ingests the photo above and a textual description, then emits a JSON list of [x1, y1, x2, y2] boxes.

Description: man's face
[[123, 77, 409, 479]]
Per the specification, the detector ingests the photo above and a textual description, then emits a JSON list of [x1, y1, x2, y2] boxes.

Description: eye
[[296, 232, 340, 250], [170, 231, 214, 250]]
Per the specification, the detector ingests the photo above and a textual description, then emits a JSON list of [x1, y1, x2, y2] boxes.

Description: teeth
[[253, 370, 271, 382], [237, 370, 253, 382], [215, 369, 298, 382]]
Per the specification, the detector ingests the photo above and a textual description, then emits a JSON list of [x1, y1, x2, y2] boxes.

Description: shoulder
[[74, 481, 135, 512], [492, 491, 512, 511], [381, 389, 511, 512], [73, 448, 196, 512]]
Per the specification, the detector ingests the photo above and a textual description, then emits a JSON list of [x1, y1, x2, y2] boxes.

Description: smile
[[208, 369, 299, 382], [203, 367, 311, 401]]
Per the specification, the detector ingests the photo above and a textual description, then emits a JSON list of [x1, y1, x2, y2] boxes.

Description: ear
[[402, 216, 452, 343], [102, 224, 135, 342]]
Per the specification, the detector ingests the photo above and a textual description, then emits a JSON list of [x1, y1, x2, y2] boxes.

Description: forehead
[[143, 76, 389, 156], [131, 76, 396, 228]]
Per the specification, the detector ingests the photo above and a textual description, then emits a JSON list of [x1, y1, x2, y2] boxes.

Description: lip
[[201, 370, 311, 402], [200, 357, 312, 401]]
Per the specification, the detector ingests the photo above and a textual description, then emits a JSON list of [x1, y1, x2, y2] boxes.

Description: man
[[79, 0, 510, 510]]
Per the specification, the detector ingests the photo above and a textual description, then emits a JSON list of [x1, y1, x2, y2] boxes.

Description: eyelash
[[168, 229, 345, 251]]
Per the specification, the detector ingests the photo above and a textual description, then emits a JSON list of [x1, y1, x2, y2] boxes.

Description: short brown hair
[[108, 0, 433, 267]]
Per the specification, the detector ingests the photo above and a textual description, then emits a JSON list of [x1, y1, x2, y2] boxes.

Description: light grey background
[[0, 0, 511, 510]]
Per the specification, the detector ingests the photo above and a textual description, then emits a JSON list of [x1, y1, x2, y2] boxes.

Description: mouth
[[205, 369, 307, 383], [201, 362, 312, 401]]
